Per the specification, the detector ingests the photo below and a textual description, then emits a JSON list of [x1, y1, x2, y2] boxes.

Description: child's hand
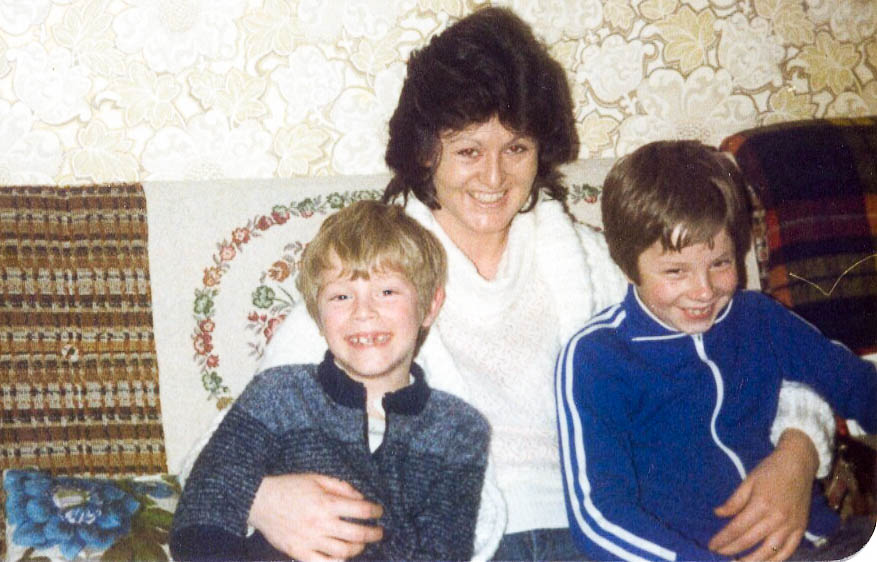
[[708, 429, 819, 561], [248, 473, 384, 561]]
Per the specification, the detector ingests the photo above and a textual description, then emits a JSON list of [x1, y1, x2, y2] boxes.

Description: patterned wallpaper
[[0, 0, 875, 185]]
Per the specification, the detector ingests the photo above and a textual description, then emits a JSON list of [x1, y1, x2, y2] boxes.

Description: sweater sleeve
[[171, 397, 278, 558], [769, 382, 836, 478], [367, 407, 491, 561], [763, 296, 877, 438], [555, 330, 729, 562]]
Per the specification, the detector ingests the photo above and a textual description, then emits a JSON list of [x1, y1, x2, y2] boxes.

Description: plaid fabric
[[720, 117, 877, 355]]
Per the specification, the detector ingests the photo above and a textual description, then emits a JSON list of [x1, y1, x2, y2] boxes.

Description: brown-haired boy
[[171, 200, 490, 561], [556, 140, 876, 561]]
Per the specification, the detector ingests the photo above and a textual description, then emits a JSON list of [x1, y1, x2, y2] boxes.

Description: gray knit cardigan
[[171, 351, 491, 561]]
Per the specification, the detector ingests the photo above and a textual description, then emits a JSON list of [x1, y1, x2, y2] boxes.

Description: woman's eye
[[663, 268, 683, 277], [457, 148, 479, 158], [712, 258, 733, 269], [329, 294, 349, 302], [508, 144, 529, 154]]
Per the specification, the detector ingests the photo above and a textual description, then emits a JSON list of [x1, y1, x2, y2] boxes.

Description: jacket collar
[[316, 351, 431, 416], [624, 284, 734, 341]]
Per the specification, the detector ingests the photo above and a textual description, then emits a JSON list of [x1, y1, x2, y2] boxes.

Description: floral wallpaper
[[0, 0, 875, 186]]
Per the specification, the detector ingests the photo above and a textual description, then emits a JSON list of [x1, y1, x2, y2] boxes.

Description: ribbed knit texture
[[171, 355, 490, 561]]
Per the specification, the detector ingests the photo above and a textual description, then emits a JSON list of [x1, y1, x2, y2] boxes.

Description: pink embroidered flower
[[199, 318, 215, 333], [272, 206, 290, 225], [206, 355, 219, 368], [203, 266, 222, 287], [194, 332, 213, 355], [256, 215, 273, 230], [232, 227, 251, 245], [219, 243, 236, 262], [268, 260, 291, 282], [263, 317, 284, 341]]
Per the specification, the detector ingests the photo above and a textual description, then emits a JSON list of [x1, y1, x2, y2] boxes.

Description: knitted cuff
[[770, 382, 835, 479]]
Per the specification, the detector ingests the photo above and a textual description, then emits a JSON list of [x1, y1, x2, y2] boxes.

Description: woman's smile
[[430, 116, 539, 275], [468, 190, 508, 205]]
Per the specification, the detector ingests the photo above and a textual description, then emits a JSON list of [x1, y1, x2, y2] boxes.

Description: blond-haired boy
[[171, 200, 490, 561]]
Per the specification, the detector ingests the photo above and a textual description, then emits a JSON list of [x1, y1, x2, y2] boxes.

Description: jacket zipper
[[692, 334, 747, 480]]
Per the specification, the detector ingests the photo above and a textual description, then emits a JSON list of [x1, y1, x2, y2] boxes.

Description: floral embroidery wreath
[[190, 183, 600, 409], [191, 189, 381, 409]]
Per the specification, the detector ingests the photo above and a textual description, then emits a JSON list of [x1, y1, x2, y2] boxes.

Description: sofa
[[2, 117, 876, 561]]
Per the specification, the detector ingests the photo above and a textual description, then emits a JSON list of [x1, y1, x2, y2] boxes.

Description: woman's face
[[431, 116, 538, 247]]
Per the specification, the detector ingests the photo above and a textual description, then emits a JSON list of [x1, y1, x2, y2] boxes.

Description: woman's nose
[[480, 152, 504, 188]]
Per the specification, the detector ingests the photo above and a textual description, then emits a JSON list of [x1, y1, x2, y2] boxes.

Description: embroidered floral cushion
[[3, 470, 179, 562], [143, 160, 616, 473]]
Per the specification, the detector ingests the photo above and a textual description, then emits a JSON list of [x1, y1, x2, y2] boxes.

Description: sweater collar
[[625, 284, 734, 340], [316, 350, 431, 415], [404, 194, 595, 339]]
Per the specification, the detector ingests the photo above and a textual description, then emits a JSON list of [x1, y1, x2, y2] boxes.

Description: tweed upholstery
[[0, 184, 166, 477]]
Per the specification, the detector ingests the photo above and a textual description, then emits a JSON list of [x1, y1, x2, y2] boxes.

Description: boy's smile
[[317, 256, 441, 395], [634, 228, 738, 334]]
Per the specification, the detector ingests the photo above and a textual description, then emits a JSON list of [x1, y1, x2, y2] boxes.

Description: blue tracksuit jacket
[[555, 286, 877, 561]]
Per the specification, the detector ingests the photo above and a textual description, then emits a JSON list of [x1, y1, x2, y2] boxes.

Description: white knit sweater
[[186, 195, 836, 561]]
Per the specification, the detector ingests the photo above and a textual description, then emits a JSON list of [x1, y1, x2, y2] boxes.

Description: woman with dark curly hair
[[187, 7, 835, 561]]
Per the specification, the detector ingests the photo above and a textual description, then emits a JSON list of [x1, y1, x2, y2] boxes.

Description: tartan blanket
[[0, 184, 167, 478], [721, 117, 877, 355]]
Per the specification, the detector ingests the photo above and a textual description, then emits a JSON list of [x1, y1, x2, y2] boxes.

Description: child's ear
[[420, 286, 445, 328]]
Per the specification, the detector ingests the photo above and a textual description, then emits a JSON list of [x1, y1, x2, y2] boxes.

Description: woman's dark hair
[[383, 7, 578, 212]]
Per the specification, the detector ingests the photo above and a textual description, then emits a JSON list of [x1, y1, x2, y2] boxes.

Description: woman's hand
[[248, 473, 384, 561], [708, 429, 819, 561]]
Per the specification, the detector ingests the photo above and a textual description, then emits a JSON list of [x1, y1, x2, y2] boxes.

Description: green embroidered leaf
[[139, 506, 175, 530], [102, 535, 136, 561]]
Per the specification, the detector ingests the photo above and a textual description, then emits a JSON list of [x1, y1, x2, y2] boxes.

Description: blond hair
[[297, 200, 447, 326]]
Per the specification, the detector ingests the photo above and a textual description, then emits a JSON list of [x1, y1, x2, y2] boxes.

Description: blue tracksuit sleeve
[[760, 296, 877, 433], [556, 325, 729, 562]]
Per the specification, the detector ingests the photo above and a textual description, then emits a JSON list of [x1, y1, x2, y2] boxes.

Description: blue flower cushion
[[4, 470, 180, 561]]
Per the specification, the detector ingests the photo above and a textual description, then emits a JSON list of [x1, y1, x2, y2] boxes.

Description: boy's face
[[635, 228, 738, 334], [317, 255, 443, 388]]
